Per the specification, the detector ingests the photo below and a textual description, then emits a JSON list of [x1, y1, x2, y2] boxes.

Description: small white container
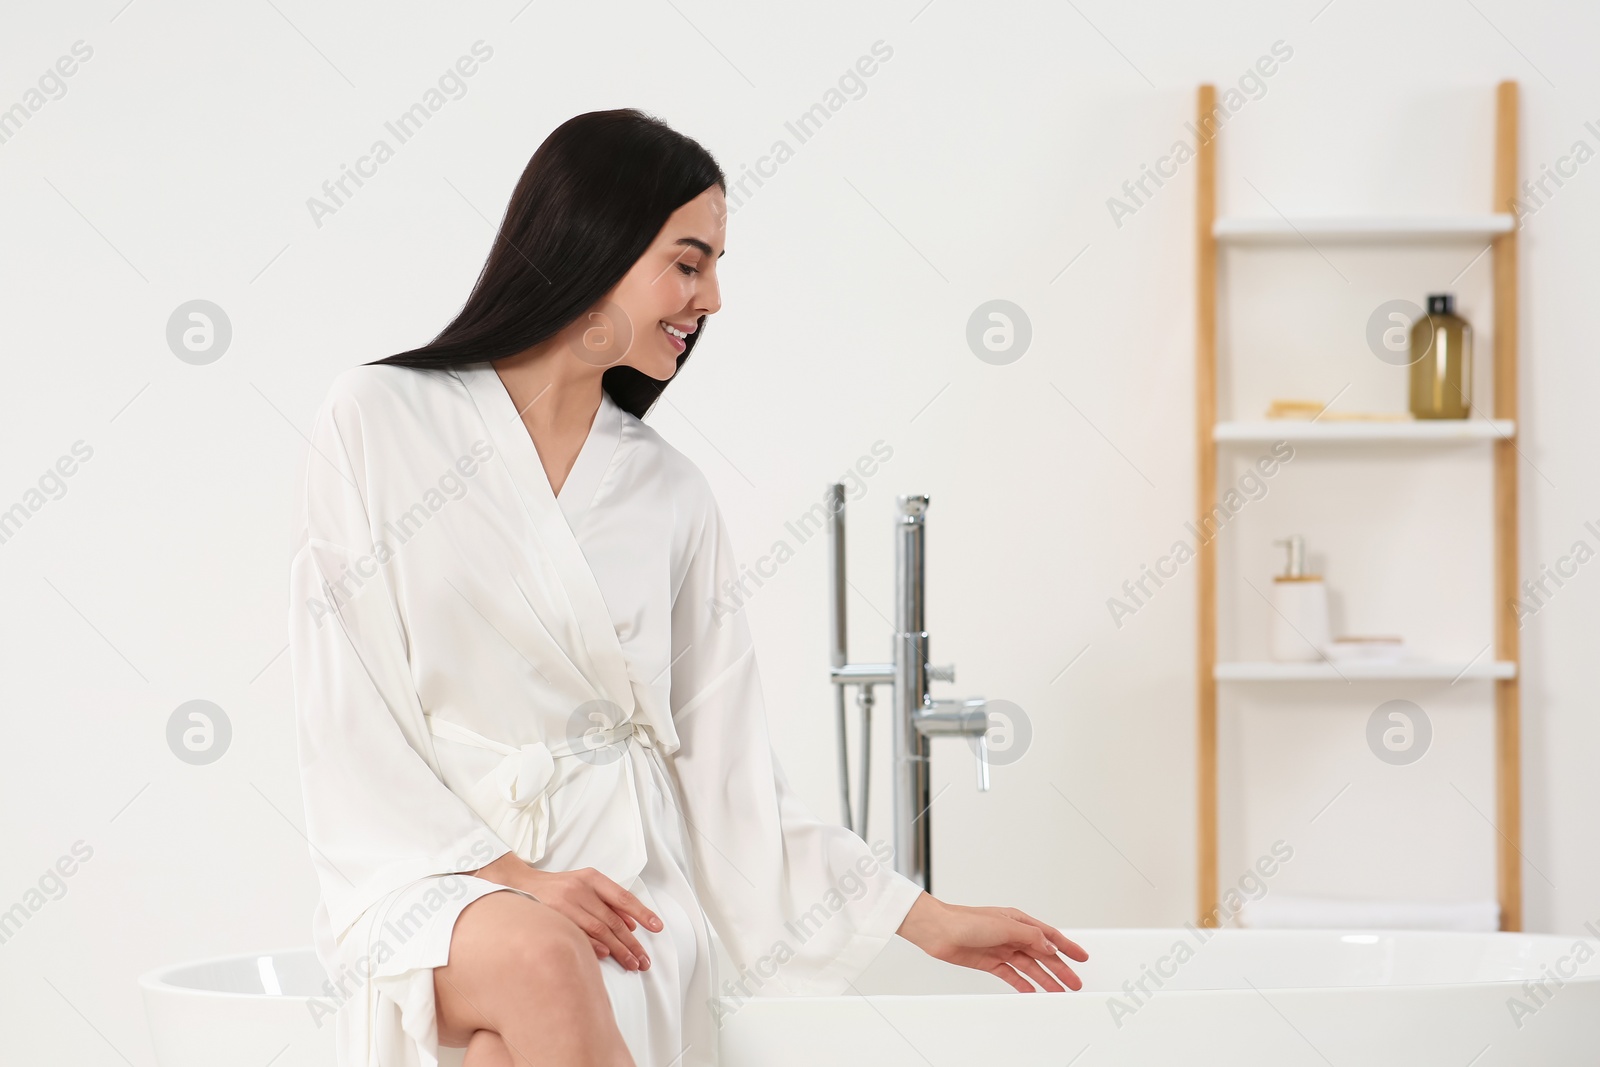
[[1270, 536, 1331, 662], [1326, 636, 1407, 663]]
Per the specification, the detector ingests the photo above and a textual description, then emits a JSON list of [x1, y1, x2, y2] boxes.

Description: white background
[[1, 1, 1596, 1063]]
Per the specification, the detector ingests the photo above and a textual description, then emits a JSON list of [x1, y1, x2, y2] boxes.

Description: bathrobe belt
[[424, 712, 657, 871]]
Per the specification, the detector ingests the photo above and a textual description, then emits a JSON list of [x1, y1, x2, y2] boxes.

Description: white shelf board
[[1213, 214, 1515, 242], [1216, 660, 1517, 682], [1214, 420, 1514, 442]]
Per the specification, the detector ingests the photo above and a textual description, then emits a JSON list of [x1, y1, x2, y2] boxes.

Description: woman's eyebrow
[[675, 237, 726, 258]]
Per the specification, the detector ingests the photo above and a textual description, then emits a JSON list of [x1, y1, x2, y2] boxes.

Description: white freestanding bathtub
[[140, 948, 338, 1067], [141, 928, 1600, 1067]]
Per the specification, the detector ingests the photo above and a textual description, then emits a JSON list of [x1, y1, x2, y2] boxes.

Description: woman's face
[[575, 184, 726, 381]]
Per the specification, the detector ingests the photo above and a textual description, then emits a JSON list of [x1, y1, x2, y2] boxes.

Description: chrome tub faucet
[[826, 486, 991, 893]]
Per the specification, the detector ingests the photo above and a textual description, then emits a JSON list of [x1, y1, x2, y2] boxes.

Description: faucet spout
[[916, 697, 992, 792]]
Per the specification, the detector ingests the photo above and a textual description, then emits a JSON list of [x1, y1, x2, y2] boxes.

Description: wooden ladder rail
[[1492, 78, 1522, 933], [1194, 82, 1219, 927]]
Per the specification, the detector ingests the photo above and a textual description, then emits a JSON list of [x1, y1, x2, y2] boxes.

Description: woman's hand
[[470, 853, 663, 972], [895, 891, 1089, 992]]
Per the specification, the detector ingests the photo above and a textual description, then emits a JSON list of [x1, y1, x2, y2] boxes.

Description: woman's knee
[[456, 890, 596, 989], [503, 902, 597, 981], [437, 891, 601, 1044]]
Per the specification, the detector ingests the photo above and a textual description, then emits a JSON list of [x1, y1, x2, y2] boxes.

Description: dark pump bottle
[[1409, 293, 1473, 419]]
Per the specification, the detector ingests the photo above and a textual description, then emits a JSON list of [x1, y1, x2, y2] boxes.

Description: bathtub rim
[[718, 925, 1600, 1003], [138, 944, 331, 1002], [138, 926, 1600, 1003]]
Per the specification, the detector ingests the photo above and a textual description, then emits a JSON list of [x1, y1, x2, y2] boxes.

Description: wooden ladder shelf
[[1193, 80, 1522, 931]]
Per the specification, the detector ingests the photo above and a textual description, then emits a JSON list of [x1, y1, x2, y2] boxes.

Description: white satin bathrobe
[[287, 361, 925, 1067]]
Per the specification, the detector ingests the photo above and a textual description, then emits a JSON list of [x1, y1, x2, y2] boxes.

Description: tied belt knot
[[425, 712, 655, 867]]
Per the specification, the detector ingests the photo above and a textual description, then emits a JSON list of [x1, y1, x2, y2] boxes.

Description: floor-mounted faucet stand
[[826, 486, 991, 894]]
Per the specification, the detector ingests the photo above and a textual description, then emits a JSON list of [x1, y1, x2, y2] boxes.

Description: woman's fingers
[[919, 902, 1089, 993], [588, 937, 611, 960], [608, 918, 649, 970], [1003, 909, 1088, 961], [580, 871, 652, 969], [986, 961, 1036, 993], [1031, 947, 1083, 991], [1006, 915, 1084, 991], [590, 903, 648, 970], [1028, 915, 1089, 962], [594, 874, 664, 935], [1006, 950, 1066, 992], [571, 900, 644, 970]]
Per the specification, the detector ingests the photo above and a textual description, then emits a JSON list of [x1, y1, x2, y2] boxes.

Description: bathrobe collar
[[455, 361, 634, 716]]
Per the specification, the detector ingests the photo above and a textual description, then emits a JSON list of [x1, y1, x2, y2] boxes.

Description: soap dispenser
[[1409, 292, 1473, 419], [1271, 536, 1331, 662]]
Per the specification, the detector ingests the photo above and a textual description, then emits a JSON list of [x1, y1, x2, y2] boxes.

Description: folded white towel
[[1237, 893, 1500, 932]]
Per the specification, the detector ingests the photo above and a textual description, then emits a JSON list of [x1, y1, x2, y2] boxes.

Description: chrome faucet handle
[[927, 663, 955, 684], [973, 727, 991, 792]]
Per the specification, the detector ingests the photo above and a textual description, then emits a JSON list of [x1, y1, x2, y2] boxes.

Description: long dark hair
[[368, 109, 725, 420]]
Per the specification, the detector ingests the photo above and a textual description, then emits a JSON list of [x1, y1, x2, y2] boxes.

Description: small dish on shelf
[[1265, 399, 1416, 422]]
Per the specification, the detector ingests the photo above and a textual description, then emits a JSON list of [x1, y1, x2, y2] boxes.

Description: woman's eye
[[677, 263, 699, 276]]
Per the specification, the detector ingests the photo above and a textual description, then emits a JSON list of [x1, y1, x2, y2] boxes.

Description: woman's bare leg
[[436, 890, 635, 1067], [462, 1028, 514, 1067]]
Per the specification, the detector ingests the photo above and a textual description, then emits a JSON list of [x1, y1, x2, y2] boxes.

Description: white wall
[[2, 0, 1597, 1062]]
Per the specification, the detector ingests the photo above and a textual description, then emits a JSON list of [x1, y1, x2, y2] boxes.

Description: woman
[[288, 108, 1087, 1067]]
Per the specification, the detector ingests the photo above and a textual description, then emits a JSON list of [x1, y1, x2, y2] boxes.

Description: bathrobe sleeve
[[666, 476, 927, 996], [288, 376, 513, 944]]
